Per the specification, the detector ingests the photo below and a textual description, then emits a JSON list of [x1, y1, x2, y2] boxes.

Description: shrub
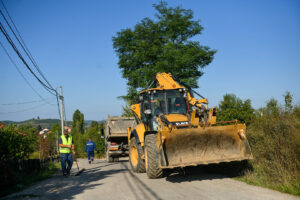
[[0, 125, 37, 162], [217, 94, 255, 125], [244, 100, 300, 195]]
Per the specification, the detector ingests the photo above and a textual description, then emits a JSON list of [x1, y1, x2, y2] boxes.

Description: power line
[[0, 2, 63, 121], [0, 40, 54, 105], [0, 98, 55, 106], [0, 1, 55, 90], [0, 21, 56, 96], [0, 102, 54, 114]]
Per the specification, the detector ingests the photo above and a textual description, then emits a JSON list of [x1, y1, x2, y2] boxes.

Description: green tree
[[217, 94, 255, 125], [72, 109, 85, 135], [94, 122, 105, 156], [0, 125, 38, 161], [113, 1, 216, 106], [284, 91, 293, 113], [265, 98, 280, 117], [86, 121, 99, 138], [37, 125, 42, 132], [89, 121, 99, 129], [121, 105, 134, 117], [49, 123, 61, 155]]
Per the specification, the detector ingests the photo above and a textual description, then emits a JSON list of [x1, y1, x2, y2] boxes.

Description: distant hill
[[1, 119, 105, 129], [0, 119, 71, 129]]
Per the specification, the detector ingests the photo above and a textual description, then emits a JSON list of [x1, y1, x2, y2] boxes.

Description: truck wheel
[[145, 134, 164, 178], [106, 150, 113, 163], [129, 137, 145, 173], [113, 157, 119, 162]]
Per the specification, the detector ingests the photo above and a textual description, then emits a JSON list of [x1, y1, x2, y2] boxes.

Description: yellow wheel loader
[[127, 72, 253, 178]]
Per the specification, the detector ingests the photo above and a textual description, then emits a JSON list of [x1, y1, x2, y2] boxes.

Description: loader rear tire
[[129, 137, 145, 173], [145, 134, 164, 179]]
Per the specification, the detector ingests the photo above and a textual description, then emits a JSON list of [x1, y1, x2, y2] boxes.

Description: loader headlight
[[238, 129, 246, 140]]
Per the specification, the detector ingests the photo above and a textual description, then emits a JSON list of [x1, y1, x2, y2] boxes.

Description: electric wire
[[0, 21, 56, 96], [0, 40, 54, 105], [0, 3, 55, 90], [0, 98, 55, 106], [0, 102, 53, 114], [0, 20, 56, 95], [0, 3, 64, 120]]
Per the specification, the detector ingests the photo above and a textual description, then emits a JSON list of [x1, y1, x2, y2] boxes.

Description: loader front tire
[[145, 134, 164, 179], [129, 137, 145, 173]]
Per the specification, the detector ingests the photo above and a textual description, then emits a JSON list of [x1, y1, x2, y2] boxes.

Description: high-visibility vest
[[60, 135, 72, 153]]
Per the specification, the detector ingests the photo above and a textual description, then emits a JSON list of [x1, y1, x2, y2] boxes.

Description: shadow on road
[[3, 161, 125, 200], [166, 161, 252, 183], [121, 162, 163, 200], [166, 166, 227, 183]]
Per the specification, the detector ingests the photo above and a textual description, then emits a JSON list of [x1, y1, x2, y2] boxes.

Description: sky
[[0, 0, 299, 121]]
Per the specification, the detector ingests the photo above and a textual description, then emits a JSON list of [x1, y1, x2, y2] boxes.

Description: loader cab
[[139, 89, 188, 131]]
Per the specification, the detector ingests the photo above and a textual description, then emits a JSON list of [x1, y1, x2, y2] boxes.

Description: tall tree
[[72, 109, 85, 134], [113, 1, 216, 105], [284, 91, 293, 113]]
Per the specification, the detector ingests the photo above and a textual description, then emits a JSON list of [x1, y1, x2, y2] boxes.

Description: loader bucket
[[159, 124, 253, 168]]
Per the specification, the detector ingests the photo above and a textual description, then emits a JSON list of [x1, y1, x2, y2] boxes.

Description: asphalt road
[[3, 158, 299, 200]]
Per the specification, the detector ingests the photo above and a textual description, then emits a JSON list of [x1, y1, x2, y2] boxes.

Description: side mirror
[[144, 109, 152, 115]]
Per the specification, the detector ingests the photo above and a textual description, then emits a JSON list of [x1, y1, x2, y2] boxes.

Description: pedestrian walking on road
[[85, 137, 96, 164], [59, 129, 75, 176]]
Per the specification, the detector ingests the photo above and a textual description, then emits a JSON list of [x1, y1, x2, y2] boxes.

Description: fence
[[0, 155, 60, 189]]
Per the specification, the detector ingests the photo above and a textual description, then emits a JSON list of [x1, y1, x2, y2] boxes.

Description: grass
[[233, 109, 300, 196], [235, 173, 300, 196], [0, 161, 60, 198]]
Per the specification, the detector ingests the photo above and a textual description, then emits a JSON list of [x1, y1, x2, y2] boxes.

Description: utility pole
[[59, 86, 64, 136], [56, 130, 59, 153]]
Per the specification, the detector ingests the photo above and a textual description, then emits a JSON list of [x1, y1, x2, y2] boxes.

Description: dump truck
[[127, 72, 253, 178], [105, 116, 136, 162]]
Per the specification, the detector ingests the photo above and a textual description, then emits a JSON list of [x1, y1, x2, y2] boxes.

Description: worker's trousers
[[60, 153, 73, 174], [87, 151, 94, 161]]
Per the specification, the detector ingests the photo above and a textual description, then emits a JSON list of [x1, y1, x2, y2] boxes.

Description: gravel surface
[[2, 158, 299, 200]]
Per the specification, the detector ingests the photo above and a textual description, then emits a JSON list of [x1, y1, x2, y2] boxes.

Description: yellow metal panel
[[131, 104, 141, 119], [165, 114, 188, 122], [156, 72, 183, 90], [127, 127, 133, 144], [135, 123, 146, 146], [140, 73, 184, 93], [159, 124, 253, 168]]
